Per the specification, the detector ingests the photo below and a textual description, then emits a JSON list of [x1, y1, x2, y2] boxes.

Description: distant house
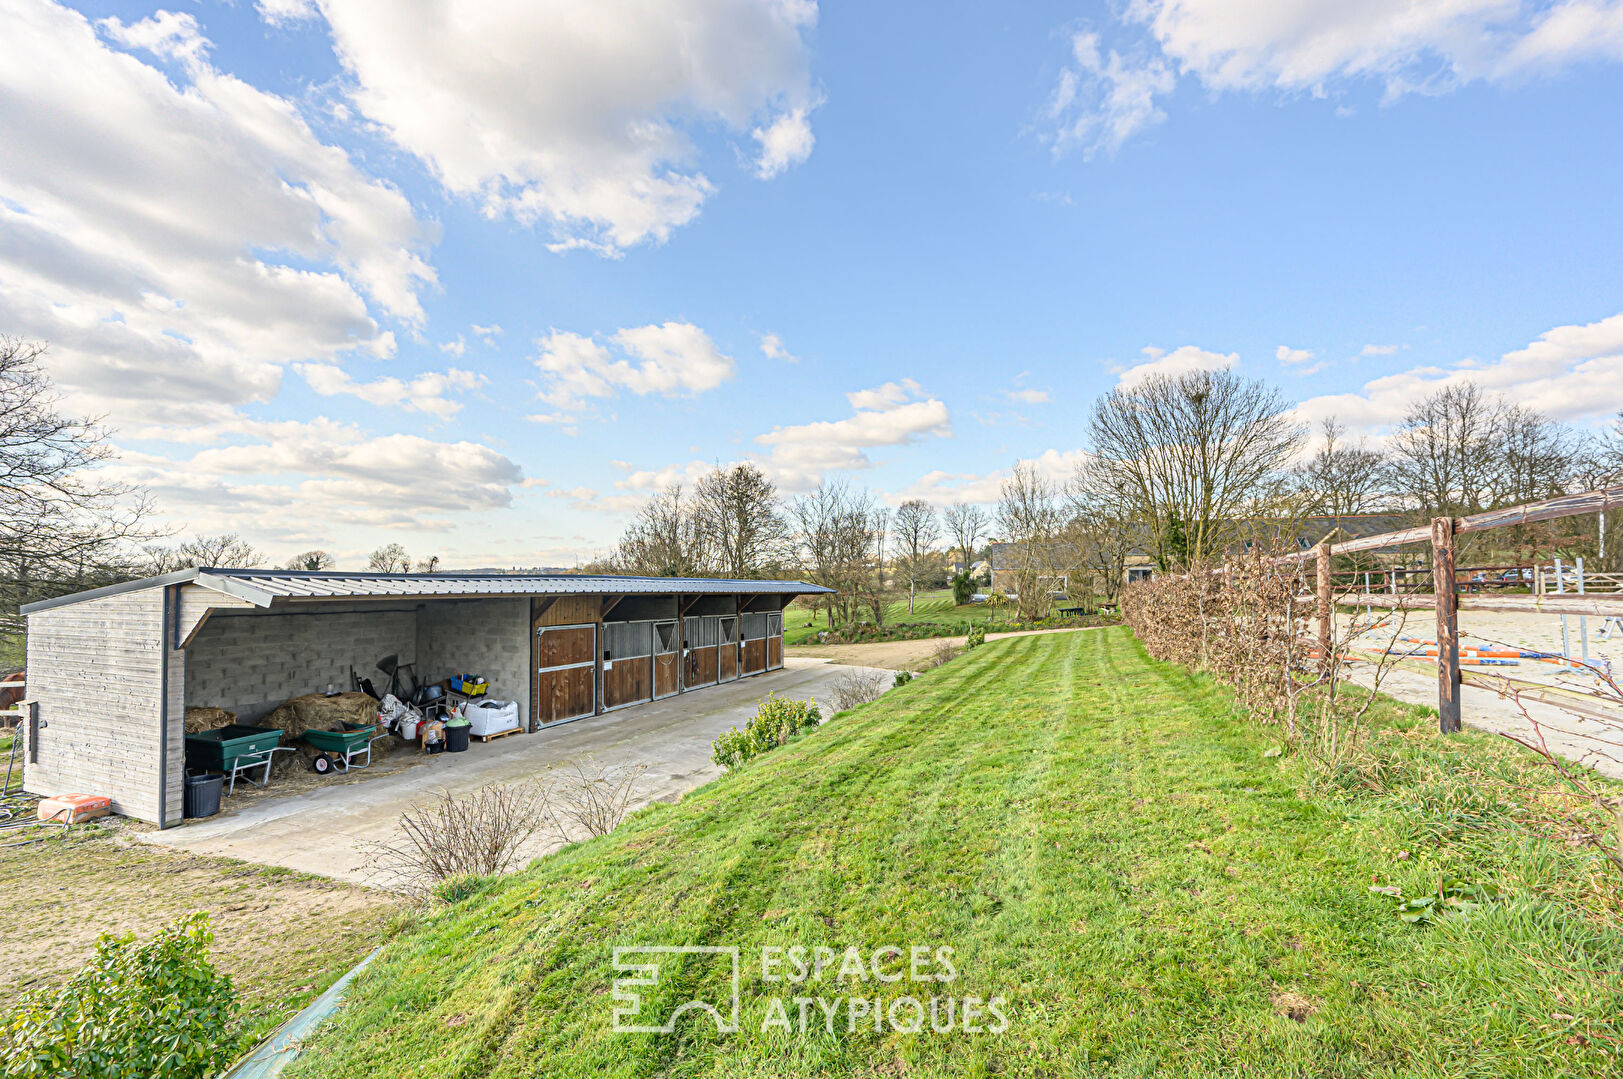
[[1234, 514, 1411, 556], [986, 541, 1155, 598]]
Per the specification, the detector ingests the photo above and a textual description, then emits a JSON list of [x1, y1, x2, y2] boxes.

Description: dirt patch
[[1270, 989, 1319, 1022], [788, 625, 1101, 671], [0, 822, 397, 1030]]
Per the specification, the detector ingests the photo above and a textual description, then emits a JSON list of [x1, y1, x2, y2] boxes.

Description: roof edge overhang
[[23, 569, 834, 615]]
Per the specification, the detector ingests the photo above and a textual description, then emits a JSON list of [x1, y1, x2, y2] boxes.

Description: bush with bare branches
[[539, 757, 648, 841], [831, 668, 890, 711], [360, 782, 551, 894], [361, 759, 649, 896]]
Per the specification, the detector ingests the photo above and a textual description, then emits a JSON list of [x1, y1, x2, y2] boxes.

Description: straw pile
[[184, 707, 236, 734], [259, 692, 389, 775]]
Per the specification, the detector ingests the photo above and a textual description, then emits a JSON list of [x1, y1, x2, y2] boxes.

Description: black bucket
[[184, 773, 223, 819], [445, 723, 470, 753]]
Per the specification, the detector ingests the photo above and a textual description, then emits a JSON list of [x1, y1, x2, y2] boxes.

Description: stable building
[[19, 569, 830, 827]]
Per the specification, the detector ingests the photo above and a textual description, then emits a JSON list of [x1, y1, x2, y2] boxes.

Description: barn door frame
[[535, 621, 599, 728], [652, 619, 680, 699]]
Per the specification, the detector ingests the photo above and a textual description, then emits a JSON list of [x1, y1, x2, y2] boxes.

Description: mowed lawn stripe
[[289, 628, 1621, 1079]]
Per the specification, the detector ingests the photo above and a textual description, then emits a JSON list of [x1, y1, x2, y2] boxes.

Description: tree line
[[5, 329, 1622, 662]]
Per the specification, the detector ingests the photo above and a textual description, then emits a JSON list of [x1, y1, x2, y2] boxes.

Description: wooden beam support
[[1295, 592, 1623, 618], [1315, 541, 1333, 670], [532, 596, 559, 626], [1432, 516, 1461, 734], [600, 594, 627, 620], [679, 594, 703, 616]]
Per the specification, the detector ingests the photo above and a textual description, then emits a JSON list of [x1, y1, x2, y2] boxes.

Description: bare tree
[[1068, 458, 1145, 604], [1495, 403, 1578, 507], [1087, 369, 1302, 569], [892, 499, 941, 614], [789, 481, 884, 627], [943, 502, 988, 574], [144, 533, 264, 573], [367, 543, 412, 572], [415, 555, 442, 574], [0, 339, 156, 662], [1385, 382, 1504, 518], [996, 462, 1067, 619], [691, 463, 788, 579], [1296, 418, 1389, 520], [615, 484, 711, 577], [283, 550, 336, 571]]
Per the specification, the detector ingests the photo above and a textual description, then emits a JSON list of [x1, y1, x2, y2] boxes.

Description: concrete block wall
[[416, 598, 530, 726], [185, 609, 418, 721]]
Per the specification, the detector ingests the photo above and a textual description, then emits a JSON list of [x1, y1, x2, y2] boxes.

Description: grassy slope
[[784, 590, 1005, 644], [291, 629, 1622, 1078]]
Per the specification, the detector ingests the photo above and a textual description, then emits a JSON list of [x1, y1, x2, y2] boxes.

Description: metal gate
[[535, 622, 597, 727]]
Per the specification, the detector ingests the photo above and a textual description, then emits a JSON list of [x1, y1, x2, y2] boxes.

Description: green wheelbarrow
[[185, 725, 296, 794], [302, 723, 388, 775]]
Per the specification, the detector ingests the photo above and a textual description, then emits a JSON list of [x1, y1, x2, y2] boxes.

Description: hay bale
[[184, 706, 236, 734], [259, 692, 390, 775]]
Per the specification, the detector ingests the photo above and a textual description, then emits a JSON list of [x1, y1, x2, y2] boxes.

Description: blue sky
[[5, 0, 1623, 568]]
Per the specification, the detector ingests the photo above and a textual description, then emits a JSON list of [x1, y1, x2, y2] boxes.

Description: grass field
[[287, 628, 1622, 1078], [785, 589, 1040, 644]]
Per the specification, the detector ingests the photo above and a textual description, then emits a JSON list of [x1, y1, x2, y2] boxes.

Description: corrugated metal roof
[[21, 567, 831, 615], [206, 569, 829, 603]]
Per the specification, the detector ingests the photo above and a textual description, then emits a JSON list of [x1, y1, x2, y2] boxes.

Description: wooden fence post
[[1315, 541, 1333, 669], [1431, 516, 1461, 734]]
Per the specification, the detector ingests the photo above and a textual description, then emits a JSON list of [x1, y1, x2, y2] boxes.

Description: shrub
[[540, 757, 648, 840], [964, 624, 986, 649], [712, 694, 823, 769], [831, 669, 890, 711], [927, 640, 962, 668], [361, 782, 550, 894], [893, 670, 914, 687], [950, 571, 974, 606], [1, 912, 237, 1079]]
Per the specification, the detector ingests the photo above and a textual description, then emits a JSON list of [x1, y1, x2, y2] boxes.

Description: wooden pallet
[[472, 726, 523, 743]]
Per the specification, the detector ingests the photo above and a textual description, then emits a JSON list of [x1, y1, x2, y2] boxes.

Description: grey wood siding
[[24, 586, 168, 823]]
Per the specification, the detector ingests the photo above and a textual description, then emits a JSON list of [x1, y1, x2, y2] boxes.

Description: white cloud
[[753, 105, 817, 178], [473, 323, 502, 343], [1114, 344, 1238, 389], [897, 448, 1090, 507], [534, 321, 736, 412], [296, 362, 483, 414], [611, 459, 715, 492], [100, 9, 209, 65], [1004, 387, 1051, 404], [756, 380, 953, 491], [257, 0, 319, 26], [1045, 30, 1174, 159], [301, 0, 820, 253], [107, 420, 525, 538], [760, 332, 798, 362], [0, 0, 434, 432], [1275, 345, 1314, 365], [439, 336, 467, 357], [846, 378, 922, 411], [1359, 343, 1400, 357], [1050, 2, 1623, 155], [1295, 309, 1623, 431]]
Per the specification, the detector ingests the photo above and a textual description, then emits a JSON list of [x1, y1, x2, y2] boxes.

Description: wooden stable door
[[652, 620, 680, 698], [718, 616, 739, 681], [534, 623, 597, 726]]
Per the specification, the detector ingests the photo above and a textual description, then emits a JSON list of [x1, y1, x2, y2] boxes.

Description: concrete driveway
[[141, 659, 883, 885]]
